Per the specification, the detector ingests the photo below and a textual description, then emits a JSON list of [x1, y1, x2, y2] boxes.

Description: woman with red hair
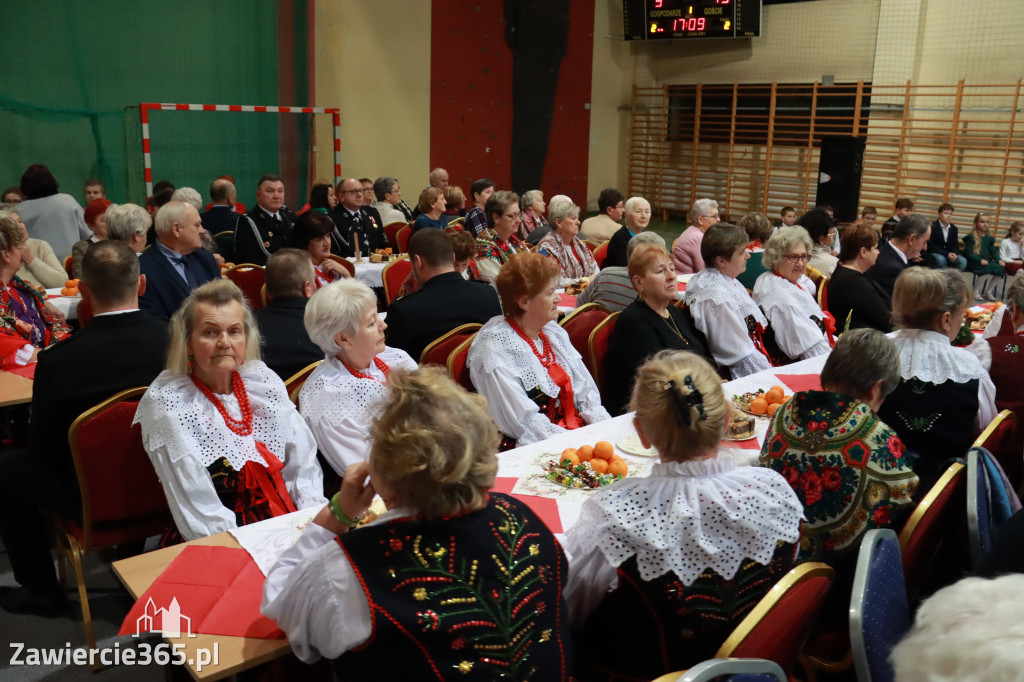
[[70, 198, 112, 278]]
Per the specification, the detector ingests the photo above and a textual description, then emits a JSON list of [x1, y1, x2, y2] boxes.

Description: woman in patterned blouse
[[473, 190, 528, 284], [536, 198, 599, 286]]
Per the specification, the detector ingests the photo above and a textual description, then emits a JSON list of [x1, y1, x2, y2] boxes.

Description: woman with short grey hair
[[299, 278, 417, 476], [105, 203, 151, 253], [536, 198, 599, 285], [754, 226, 832, 362], [519, 189, 547, 240], [673, 198, 720, 274]]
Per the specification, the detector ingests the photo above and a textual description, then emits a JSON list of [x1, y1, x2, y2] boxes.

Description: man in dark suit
[[138, 201, 221, 320], [867, 213, 930, 299], [253, 248, 324, 380], [233, 174, 296, 265], [199, 177, 239, 235], [0, 241, 168, 616], [927, 202, 967, 271], [386, 229, 502, 361], [331, 177, 386, 257]]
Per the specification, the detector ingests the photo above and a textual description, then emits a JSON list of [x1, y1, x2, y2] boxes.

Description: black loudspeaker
[[816, 136, 865, 223]]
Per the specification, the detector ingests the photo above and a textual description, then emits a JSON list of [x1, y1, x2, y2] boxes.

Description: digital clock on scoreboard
[[623, 0, 762, 41]]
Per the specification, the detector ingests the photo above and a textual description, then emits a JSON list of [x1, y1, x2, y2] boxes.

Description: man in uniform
[[233, 174, 295, 265], [330, 177, 386, 257]]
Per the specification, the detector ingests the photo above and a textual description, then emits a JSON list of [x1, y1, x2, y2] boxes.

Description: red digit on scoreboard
[[654, 0, 663, 7]]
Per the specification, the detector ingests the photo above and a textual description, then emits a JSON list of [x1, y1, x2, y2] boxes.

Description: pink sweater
[[673, 225, 705, 274]]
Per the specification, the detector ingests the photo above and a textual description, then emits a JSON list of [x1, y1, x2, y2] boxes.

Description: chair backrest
[[222, 263, 267, 310], [652, 658, 786, 682], [446, 334, 477, 392], [397, 224, 413, 253], [327, 253, 356, 277], [284, 360, 323, 406], [447, 216, 466, 227], [76, 297, 94, 330], [213, 230, 235, 262], [420, 323, 483, 365], [559, 303, 610, 361], [593, 240, 610, 268], [850, 529, 909, 682], [973, 409, 1021, 487], [588, 311, 620, 394], [382, 256, 412, 305], [63, 255, 74, 278], [817, 276, 829, 309], [384, 222, 407, 251], [68, 387, 168, 550], [715, 563, 834, 674], [898, 461, 966, 601]]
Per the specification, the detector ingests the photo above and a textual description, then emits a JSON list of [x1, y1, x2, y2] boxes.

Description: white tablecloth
[[44, 289, 79, 321], [346, 258, 387, 288]]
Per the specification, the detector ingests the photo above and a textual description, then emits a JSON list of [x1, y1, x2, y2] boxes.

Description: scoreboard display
[[623, 0, 762, 41]]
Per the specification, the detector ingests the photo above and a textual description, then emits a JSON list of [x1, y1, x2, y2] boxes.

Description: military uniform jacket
[[233, 205, 296, 266]]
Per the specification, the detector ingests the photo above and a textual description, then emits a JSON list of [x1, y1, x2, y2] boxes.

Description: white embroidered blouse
[[753, 271, 831, 361]]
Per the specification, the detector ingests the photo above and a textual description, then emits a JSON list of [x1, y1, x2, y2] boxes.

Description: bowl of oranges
[[732, 385, 792, 419], [60, 279, 81, 297], [544, 440, 628, 489]]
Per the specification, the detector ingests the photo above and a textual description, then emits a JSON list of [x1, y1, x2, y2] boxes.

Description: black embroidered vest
[[333, 493, 571, 681]]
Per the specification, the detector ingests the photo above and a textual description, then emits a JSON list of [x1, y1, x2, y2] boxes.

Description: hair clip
[[665, 375, 706, 428]]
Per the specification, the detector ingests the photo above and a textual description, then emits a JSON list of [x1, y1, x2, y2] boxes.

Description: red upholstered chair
[[327, 254, 356, 277], [587, 311, 619, 394], [898, 461, 967, 603], [396, 225, 413, 253], [284, 360, 323, 407], [973, 410, 1021, 488], [445, 217, 466, 232], [446, 334, 477, 392], [63, 255, 74, 278], [384, 222, 407, 251], [382, 256, 412, 305], [223, 263, 266, 310], [592, 240, 610, 268], [652, 563, 834, 682], [559, 303, 610, 362], [57, 387, 170, 654], [584, 240, 600, 253], [817, 276, 829, 310], [420, 323, 483, 365], [76, 297, 94, 330]]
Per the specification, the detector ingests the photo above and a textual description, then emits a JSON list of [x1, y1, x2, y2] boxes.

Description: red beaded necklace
[[507, 317, 557, 368], [190, 371, 254, 436], [344, 356, 391, 384]]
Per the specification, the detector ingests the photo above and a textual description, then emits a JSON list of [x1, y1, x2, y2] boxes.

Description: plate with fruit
[[732, 385, 792, 419], [544, 440, 629, 490]]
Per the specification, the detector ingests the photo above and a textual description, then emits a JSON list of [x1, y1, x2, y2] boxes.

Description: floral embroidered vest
[[334, 493, 570, 681]]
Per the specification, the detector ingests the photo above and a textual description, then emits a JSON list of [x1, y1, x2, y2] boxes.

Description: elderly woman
[[753, 226, 833, 362], [760, 329, 917, 623], [15, 164, 92, 261], [443, 184, 466, 218], [519, 189, 547, 240], [684, 223, 773, 378], [0, 215, 72, 368], [0, 208, 66, 289], [299, 279, 417, 475], [963, 212, 1006, 301], [877, 268, 997, 491], [411, 187, 449, 233], [603, 196, 651, 269], [537, 199, 599, 285], [371, 177, 407, 225], [602, 244, 712, 415], [134, 279, 326, 542], [70, 198, 112, 278], [565, 351, 803, 681], [263, 367, 572, 676], [468, 252, 610, 446], [826, 223, 891, 331], [801, 209, 839, 277], [287, 212, 350, 289], [672, 197, 720, 274], [474, 190, 528, 284], [104, 202, 150, 253], [736, 211, 773, 289]]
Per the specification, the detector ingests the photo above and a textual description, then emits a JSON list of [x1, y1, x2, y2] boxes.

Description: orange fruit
[[770, 385, 785, 394], [562, 452, 580, 467], [560, 448, 577, 463], [766, 402, 780, 417], [607, 457, 628, 477], [594, 441, 615, 460], [589, 458, 609, 474], [577, 445, 595, 462], [764, 388, 784, 405], [64, 279, 76, 288], [749, 397, 768, 415]]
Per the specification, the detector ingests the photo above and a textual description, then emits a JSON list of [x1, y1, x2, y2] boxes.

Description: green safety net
[[0, 0, 312, 208]]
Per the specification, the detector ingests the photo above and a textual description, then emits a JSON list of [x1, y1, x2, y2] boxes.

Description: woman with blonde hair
[[962, 212, 1006, 301], [263, 366, 572, 678], [564, 351, 803, 681], [134, 279, 326, 542], [877, 267, 997, 490]]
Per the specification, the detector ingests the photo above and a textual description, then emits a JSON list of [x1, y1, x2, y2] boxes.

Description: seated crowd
[[2, 162, 1023, 681]]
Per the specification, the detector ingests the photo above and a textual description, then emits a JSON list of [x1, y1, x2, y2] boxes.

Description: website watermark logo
[[134, 596, 196, 638]]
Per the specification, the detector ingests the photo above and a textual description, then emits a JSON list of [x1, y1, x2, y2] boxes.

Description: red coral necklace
[[190, 371, 253, 436]]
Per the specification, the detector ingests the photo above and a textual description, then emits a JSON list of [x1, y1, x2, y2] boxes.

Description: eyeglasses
[[703, 213, 720, 220], [503, 212, 522, 220], [782, 253, 811, 264], [342, 188, 363, 194]]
